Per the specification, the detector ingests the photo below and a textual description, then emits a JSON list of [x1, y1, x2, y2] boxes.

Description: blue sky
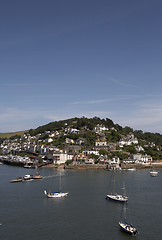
[[0, 0, 162, 133]]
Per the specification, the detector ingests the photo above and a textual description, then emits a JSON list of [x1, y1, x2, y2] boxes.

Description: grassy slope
[[0, 130, 28, 139]]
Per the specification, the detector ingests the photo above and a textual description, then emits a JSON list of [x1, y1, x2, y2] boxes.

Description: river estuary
[[0, 164, 161, 240]]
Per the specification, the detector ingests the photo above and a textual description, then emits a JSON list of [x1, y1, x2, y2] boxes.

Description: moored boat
[[44, 190, 68, 198], [23, 174, 33, 181], [32, 174, 43, 179], [119, 221, 137, 235], [106, 171, 128, 203], [10, 174, 34, 183], [106, 194, 128, 202], [150, 170, 158, 177], [127, 168, 136, 171], [44, 174, 68, 198], [10, 177, 23, 183], [119, 198, 138, 236]]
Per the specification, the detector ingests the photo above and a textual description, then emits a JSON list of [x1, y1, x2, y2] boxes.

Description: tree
[[99, 149, 108, 155]]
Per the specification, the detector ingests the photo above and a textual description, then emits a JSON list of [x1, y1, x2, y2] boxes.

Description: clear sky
[[0, 0, 162, 133]]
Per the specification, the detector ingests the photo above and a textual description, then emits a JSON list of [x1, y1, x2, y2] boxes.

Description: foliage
[[66, 160, 73, 165], [99, 149, 108, 155], [122, 145, 137, 154], [28, 117, 115, 135], [88, 153, 98, 160], [134, 131, 162, 146], [9, 135, 21, 140], [110, 151, 129, 160], [105, 130, 121, 142], [83, 131, 96, 146]]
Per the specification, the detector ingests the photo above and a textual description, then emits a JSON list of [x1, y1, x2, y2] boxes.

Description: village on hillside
[[0, 118, 162, 169]]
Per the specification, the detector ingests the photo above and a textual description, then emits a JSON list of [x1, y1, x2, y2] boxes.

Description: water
[[0, 165, 162, 240]]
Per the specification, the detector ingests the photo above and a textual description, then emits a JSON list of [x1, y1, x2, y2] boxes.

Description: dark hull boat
[[119, 221, 137, 235]]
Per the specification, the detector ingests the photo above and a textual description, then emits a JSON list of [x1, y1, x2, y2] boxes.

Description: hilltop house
[[119, 133, 138, 147], [94, 124, 109, 133]]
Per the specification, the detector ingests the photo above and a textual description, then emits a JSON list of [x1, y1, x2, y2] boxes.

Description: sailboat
[[106, 171, 128, 202], [44, 174, 68, 198], [119, 202, 137, 235]]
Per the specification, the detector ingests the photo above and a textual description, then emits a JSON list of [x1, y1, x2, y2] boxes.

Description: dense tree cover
[[83, 131, 96, 146], [105, 130, 121, 142], [9, 135, 21, 140], [99, 149, 108, 155], [110, 151, 129, 160], [122, 145, 138, 154], [134, 131, 162, 146], [144, 147, 162, 160], [28, 117, 115, 135], [88, 153, 98, 160], [53, 135, 66, 149], [0, 138, 4, 144]]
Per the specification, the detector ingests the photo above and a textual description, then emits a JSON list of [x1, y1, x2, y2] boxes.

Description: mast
[[113, 170, 115, 195], [59, 174, 62, 191]]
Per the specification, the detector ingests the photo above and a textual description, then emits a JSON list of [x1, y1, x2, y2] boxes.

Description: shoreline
[[42, 162, 162, 170], [1, 157, 162, 170]]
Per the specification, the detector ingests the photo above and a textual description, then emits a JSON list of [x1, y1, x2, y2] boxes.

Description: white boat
[[44, 190, 68, 198], [119, 202, 137, 235], [106, 194, 128, 202], [106, 171, 128, 203], [127, 168, 136, 171], [23, 174, 33, 181], [150, 170, 158, 177], [44, 174, 68, 198]]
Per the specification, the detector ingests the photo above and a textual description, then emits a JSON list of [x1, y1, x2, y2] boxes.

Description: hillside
[[1, 117, 162, 161], [0, 130, 28, 139], [1, 116, 162, 147]]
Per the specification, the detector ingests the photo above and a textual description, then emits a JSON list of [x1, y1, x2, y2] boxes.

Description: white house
[[129, 153, 152, 164], [119, 137, 138, 147], [94, 124, 109, 133], [44, 138, 53, 143], [83, 150, 100, 156], [53, 153, 73, 165], [85, 158, 95, 164], [95, 139, 108, 147], [135, 145, 144, 152]]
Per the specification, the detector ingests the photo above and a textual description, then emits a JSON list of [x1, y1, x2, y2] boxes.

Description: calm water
[[0, 164, 162, 240]]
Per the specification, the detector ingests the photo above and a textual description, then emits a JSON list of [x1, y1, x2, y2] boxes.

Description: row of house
[[0, 128, 153, 166]]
